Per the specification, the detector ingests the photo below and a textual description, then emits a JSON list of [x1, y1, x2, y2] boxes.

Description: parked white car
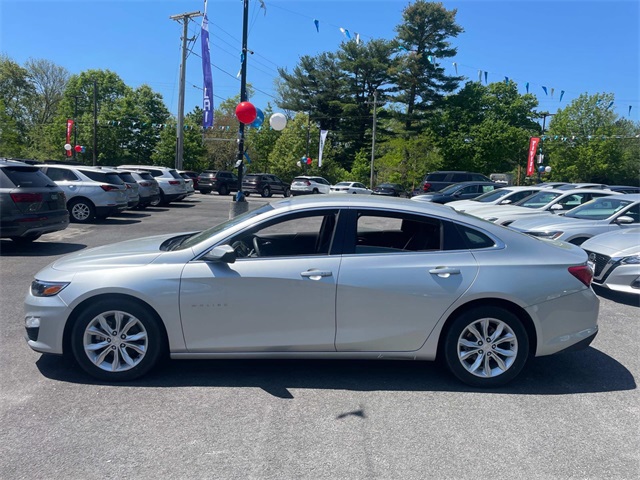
[[447, 186, 546, 213], [467, 188, 619, 226], [119, 165, 187, 205], [330, 181, 372, 194], [509, 195, 640, 245], [290, 176, 331, 195], [582, 228, 640, 295], [24, 195, 599, 388]]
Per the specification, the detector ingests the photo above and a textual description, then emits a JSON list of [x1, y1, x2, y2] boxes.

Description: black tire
[[200, 189, 211, 195], [261, 186, 271, 198], [68, 198, 96, 223], [158, 190, 169, 206], [443, 306, 529, 388], [283, 188, 290, 198], [10, 233, 42, 243], [219, 185, 229, 196], [71, 298, 165, 382], [312, 188, 319, 194]]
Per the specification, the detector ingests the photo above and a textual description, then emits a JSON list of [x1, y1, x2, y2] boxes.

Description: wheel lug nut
[[478, 341, 483, 346], [112, 331, 117, 336], [111, 345, 116, 350], [486, 338, 491, 342], [121, 334, 126, 339], [487, 352, 492, 356], [107, 338, 111, 343], [492, 344, 496, 349]]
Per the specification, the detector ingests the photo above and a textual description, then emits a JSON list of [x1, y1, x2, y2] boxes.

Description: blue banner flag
[[201, 8, 214, 128]]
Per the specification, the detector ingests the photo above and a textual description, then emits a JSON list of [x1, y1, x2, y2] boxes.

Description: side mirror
[[615, 215, 634, 225], [202, 245, 236, 263], [499, 199, 512, 205], [550, 204, 564, 211]]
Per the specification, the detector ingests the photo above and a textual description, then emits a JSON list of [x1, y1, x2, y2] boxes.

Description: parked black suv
[[242, 173, 290, 198], [421, 171, 491, 193], [0, 159, 69, 243], [197, 170, 239, 195]]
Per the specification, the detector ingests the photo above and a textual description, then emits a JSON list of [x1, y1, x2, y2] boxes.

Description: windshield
[[177, 203, 275, 250], [335, 182, 350, 186], [439, 183, 463, 195], [516, 191, 561, 209], [472, 188, 511, 202], [565, 197, 633, 220]]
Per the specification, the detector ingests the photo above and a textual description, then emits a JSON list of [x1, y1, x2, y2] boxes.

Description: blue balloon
[[251, 108, 264, 128]]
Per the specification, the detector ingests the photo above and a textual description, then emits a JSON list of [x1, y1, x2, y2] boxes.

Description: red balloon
[[235, 102, 257, 124], [74, 145, 82, 152]]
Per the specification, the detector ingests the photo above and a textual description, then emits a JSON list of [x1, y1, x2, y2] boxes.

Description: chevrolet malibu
[[24, 196, 599, 387]]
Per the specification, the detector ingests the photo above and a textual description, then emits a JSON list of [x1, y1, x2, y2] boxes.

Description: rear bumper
[[1, 211, 69, 238]]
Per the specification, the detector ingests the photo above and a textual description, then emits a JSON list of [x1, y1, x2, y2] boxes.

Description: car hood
[[468, 204, 541, 218], [50, 233, 180, 272], [581, 228, 640, 256], [447, 199, 481, 208]]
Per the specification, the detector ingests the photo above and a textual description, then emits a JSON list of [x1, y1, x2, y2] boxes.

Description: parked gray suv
[[39, 164, 128, 223], [0, 159, 69, 242], [119, 165, 187, 205], [420, 171, 491, 193]]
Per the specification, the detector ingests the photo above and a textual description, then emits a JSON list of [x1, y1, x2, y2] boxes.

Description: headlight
[[620, 255, 640, 265], [528, 230, 563, 240], [31, 280, 69, 297]]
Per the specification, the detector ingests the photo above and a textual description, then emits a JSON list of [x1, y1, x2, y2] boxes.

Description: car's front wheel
[[283, 188, 290, 197], [443, 306, 529, 387], [219, 185, 229, 195], [71, 299, 165, 381]]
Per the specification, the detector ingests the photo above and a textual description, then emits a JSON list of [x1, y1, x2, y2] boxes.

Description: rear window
[[146, 169, 163, 177], [169, 169, 182, 179], [425, 173, 447, 181], [118, 172, 136, 183], [137, 172, 154, 181], [82, 170, 125, 185], [2, 167, 54, 187], [244, 175, 260, 180]]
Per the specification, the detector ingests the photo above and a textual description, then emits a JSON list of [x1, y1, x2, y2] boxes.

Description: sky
[[1, 0, 639, 124]]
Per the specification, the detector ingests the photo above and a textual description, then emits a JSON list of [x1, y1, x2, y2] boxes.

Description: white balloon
[[64, 143, 72, 151], [544, 166, 552, 173], [269, 113, 287, 131]]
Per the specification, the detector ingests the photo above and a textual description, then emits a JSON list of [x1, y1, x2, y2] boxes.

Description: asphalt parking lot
[[1, 193, 638, 479]]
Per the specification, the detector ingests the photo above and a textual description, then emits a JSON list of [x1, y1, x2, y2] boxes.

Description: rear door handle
[[429, 267, 461, 277], [301, 270, 333, 280]]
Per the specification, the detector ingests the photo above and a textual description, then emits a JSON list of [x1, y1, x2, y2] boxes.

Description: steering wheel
[[252, 236, 262, 257]]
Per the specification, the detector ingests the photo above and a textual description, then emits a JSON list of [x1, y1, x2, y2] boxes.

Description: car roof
[[40, 164, 119, 173]]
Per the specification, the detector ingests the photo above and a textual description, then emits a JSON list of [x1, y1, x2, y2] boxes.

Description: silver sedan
[[24, 196, 599, 387]]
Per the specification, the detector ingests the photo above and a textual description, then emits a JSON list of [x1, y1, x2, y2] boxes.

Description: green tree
[[390, 1, 463, 133], [0, 55, 34, 156], [545, 93, 639, 184]]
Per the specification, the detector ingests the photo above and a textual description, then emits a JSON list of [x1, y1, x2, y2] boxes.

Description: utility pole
[[370, 90, 378, 189], [170, 10, 202, 171], [537, 112, 555, 183], [93, 80, 97, 166]]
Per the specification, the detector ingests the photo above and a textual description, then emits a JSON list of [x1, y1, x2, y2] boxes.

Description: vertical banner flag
[[318, 130, 329, 167], [560, 90, 565, 102], [452, 62, 458, 74], [525, 82, 529, 93], [201, 1, 214, 128], [629, 105, 632, 117], [66, 119, 74, 157], [314, 19, 319, 32], [542, 86, 548, 96], [526, 137, 540, 177]]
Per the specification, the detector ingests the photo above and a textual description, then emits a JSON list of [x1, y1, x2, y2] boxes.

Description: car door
[[42, 167, 83, 199], [457, 184, 480, 200], [268, 175, 283, 195], [179, 209, 342, 352], [334, 209, 478, 352]]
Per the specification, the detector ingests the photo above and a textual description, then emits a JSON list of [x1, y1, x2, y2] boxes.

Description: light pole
[[537, 112, 555, 183]]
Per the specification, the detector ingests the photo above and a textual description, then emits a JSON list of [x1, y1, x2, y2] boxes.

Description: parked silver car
[[468, 188, 619, 226], [39, 164, 128, 223], [24, 196, 599, 387], [582, 228, 640, 295], [290, 176, 331, 195], [509, 195, 640, 245], [123, 170, 160, 209], [447, 186, 546, 213], [119, 165, 187, 205], [114, 170, 140, 209]]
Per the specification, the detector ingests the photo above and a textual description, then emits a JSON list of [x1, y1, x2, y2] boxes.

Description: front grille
[[585, 250, 611, 277]]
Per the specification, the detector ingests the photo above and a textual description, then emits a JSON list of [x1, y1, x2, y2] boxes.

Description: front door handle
[[301, 270, 333, 280], [429, 266, 461, 278]]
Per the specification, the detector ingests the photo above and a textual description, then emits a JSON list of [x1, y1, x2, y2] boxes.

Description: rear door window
[[43, 167, 79, 182]]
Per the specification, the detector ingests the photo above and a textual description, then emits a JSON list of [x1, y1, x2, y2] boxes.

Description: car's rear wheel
[[219, 185, 228, 195], [68, 198, 95, 223], [443, 306, 529, 388], [312, 188, 319, 194], [283, 188, 290, 197], [200, 189, 211, 195], [261, 186, 271, 198], [71, 299, 165, 381]]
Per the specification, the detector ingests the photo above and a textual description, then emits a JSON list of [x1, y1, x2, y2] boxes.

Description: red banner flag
[[66, 119, 74, 157], [526, 137, 540, 176]]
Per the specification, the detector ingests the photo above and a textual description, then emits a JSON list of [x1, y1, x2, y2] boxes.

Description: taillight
[[11, 193, 43, 203], [140, 181, 151, 187], [423, 183, 431, 192], [125, 184, 132, 189], [305, 180, 311, 186], [100, 185, 120, 191], [169, 180, 180, 185], [568, 265, 593, 287]]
